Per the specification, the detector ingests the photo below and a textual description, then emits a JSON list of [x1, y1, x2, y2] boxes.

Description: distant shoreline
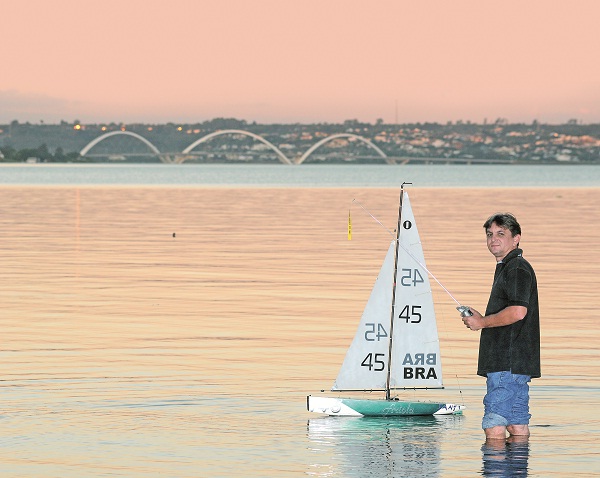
[[2, 120, 599, 164], [0, 157, 593, 165]]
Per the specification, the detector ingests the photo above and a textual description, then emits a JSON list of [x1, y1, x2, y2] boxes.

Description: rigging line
[[351, 198, 465, 307], [432, 287, 466, 402], [397, 241, 463, 307], [455, 374, 465, 406], [351, 199, 395, 238]]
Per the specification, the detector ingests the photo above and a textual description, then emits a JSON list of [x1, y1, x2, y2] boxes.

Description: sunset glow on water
[[1, 185, 599, 476]]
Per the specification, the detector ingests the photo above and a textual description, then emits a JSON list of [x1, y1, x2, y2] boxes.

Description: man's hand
[[461, 305, 527, 331], [462, 307, 486, 331]]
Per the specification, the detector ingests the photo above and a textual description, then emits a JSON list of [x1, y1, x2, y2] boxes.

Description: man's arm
[[462, 305, 527, 331]]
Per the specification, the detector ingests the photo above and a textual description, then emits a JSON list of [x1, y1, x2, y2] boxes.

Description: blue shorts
[[482, 371, 531, 429]]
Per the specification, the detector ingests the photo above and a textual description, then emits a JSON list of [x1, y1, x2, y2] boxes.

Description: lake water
[[1, 165, 599, 477], [1, 162, 599, 187]]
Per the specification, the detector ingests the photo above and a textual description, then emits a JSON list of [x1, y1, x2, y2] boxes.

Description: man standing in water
[[461, 213, 540, 440]]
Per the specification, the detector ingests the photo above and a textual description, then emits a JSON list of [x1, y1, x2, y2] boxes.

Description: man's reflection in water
[[481, 435, 529, 476]]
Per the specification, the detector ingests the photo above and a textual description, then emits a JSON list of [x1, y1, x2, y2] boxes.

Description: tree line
[[0, 144, 82, 162]]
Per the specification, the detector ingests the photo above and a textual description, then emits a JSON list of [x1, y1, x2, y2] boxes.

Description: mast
[[385, 182, 410, 399]]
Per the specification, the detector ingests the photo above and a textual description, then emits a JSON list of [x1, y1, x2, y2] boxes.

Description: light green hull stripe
[[341, 399, 451, 416]]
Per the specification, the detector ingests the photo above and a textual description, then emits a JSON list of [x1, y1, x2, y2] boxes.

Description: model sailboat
[[307, 185, 465, 417]]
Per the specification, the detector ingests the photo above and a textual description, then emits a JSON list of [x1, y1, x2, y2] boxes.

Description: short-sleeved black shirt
[[477, 248, 541, 378]]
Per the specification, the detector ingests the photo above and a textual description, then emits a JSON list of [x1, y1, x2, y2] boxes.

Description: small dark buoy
[[172, 233, 176, 237]]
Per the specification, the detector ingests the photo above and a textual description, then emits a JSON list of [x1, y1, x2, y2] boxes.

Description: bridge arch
[[296, 133, 390, 164], [80, 131, 162, 158], [182, 129, 292, 165]]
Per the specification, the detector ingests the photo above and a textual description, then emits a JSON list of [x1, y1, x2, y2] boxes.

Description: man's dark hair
[[483, 213, 521, 237]]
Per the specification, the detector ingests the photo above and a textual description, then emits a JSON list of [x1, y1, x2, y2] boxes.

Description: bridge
[[79, 130, 517, 165], [79, 130, 391, 165]]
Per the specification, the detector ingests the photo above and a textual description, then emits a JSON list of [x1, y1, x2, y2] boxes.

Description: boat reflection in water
[[481, 436, 529, 476], [307, 415, 463, 477]]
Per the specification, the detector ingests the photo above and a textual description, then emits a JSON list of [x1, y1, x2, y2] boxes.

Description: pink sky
[[2, 0, 599, 124]]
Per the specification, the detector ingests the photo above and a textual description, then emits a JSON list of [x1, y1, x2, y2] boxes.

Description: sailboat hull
[[307, 395, 464, 417]]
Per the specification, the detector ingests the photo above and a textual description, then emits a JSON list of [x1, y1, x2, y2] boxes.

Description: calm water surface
[[1, 162, 599, 187], [1, 169, 599, 476]]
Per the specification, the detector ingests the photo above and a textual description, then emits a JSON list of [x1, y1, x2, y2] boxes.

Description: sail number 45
[[364, 323, 388, 341], [361, 353, 385, 371], [400, 268, 425, 287], [398, 305, 422, 323], [362, 324, 387, 371]]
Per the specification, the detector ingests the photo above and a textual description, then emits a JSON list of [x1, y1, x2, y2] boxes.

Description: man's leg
[[507, 374, 531, 437], [484, 425, 507, 440], [507, 424, 530, 437], [483, 372, 531, 438], [482, 372, 510, 438]]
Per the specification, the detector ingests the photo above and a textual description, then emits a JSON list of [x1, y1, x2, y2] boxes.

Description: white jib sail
[[332, 242, 395, 391], [390, 192, 443, 388], [331, 191, 443, 392]]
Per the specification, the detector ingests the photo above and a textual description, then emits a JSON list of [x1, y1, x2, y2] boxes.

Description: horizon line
[[2, 118, 598, 127]]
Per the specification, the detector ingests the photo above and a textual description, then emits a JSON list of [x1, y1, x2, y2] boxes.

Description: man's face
[[486, 222, 520, 261]]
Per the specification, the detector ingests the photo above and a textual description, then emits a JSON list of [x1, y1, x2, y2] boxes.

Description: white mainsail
[[332, 191, 443, 392], [390, 192, 443, 389]]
